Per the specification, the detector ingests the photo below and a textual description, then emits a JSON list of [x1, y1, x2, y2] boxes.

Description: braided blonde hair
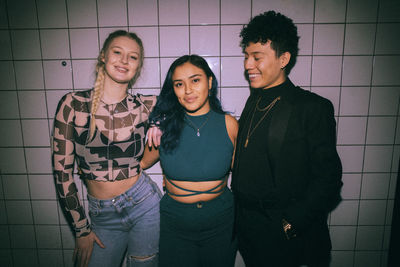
[[89, 30, 145, 139]]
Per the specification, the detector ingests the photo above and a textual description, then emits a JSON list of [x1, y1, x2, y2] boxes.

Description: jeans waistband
[[87, 171, 149, 208]]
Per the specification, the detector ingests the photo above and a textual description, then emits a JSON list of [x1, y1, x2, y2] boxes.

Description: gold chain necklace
[[185, 113, 210, 137], [244, 96, 281, 148]]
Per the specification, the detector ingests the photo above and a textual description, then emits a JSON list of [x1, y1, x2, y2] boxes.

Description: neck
[[102, 78, 129, 104]]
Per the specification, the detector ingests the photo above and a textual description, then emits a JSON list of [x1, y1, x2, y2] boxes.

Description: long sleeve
[[52, 93, 91, 237]]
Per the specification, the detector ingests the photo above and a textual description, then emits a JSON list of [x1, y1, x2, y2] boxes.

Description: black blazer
[[234, 79, 343, 261]]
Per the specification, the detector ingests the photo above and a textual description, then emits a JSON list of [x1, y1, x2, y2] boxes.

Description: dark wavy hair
[[149, 55, 224, 152], [240, 10, 299, 75]]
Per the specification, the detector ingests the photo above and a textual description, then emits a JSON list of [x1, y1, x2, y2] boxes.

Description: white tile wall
[[1, 1, 399, 266]]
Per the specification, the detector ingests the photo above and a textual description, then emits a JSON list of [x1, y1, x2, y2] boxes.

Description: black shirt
[[233, 80, 289, 200]]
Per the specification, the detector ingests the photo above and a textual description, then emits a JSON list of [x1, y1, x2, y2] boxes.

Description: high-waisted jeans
[[159, 188, 237, 267], [87, 172, 162, 267]]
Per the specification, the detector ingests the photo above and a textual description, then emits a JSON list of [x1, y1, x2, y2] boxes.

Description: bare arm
[[225, 114, 239, 169]]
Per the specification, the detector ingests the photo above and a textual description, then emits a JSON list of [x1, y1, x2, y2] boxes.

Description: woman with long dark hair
[[141, 54, 238, 267]]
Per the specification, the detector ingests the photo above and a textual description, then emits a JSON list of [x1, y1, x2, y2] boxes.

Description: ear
[[208, 76, 213, 90], [100, 52, 105, 63], [280, 51, 291, 69]]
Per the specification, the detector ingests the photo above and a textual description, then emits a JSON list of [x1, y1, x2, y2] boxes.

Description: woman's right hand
[[73, 231, 105, 267], [146, 126, 163, 148]]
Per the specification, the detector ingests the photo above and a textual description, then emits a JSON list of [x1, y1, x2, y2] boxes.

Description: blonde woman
[[52, 30, 161, 267]]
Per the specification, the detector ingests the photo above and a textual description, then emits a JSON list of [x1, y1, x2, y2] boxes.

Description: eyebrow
[[111, 45, 140, 55], [173, 73, 202, 82], [245, 51, 265, 56]]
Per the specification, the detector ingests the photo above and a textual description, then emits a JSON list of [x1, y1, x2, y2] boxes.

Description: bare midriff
[[165, 178, 227, 203], [86, 173, 140, 200]]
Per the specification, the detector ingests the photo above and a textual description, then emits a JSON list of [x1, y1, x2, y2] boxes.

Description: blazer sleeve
[[52, 93, 91, 237], [283, 97, 343, 232]]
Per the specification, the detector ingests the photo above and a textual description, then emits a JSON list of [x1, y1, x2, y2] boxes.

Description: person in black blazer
[[232, 11, 343, 267]]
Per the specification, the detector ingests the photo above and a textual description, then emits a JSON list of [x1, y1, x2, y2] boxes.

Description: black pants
[[159, 189, 237, 267], [236, 204, 331, 267]]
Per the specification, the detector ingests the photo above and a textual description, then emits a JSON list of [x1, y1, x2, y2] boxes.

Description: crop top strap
[[164, 175, 227, 197]]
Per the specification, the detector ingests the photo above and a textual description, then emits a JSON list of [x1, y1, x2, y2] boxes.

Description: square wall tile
[[98, 28, 129, 51], [29, 175, 57, 200], [72, 60, 97, 89], [340, 87, 370, 116], [221, 57, 247, 87], [330, 200, 359, 225], [221, 0, 251, 24], [7, 0, 38, 28], [190, 0, 219, 24], [386, 200, 394, 225], [0, 201, 6, 223], [354, 251, 382, 267], [18, 91, 48, 118], [372, 56, 400, 86], [3, 175, 29, 200], [0, 120, 23, 146], [297, 24, 313, 55], [0, 61, 16, 90], [378, 0, 400, 22], [191, 26, 219, 56], [363, 145, 393, 173], [0, 30, 12, 60], [392, 146, 399, 173], [160, 26, 189, 56], [344, 24, 376, 55], [389, 173, 397, 199], [358, 200, 387, 225], [11, 30, 41, 60], [134, 58, 160, 89], [14, 61, 44, 90], [6, 201, 33, 224], [21, 119, 50, 146], [160, 58, 176, 83], [356, 226, 384, 250], [311, 87, 340, 116], [25, 147, 52, 174], [346, 0, 379, 22], [40, 29, 70, 59], [369, 87, 400, 116], [337, 117, 367, 145], [311, 56, 342, 86], [159, 0, 188, 25], [253, 0, 314, 23], [0, 0, 8, 28], [70, 28, 99, 59], [61, 225, 75, 249], [97, 0, 127, 27], [130, 26, 159, 57], [63, 250, 74, 267], [330, 251, 354, 267], [36, 225, 61, 249], [375, 23, 400, 54], [66, 0, 97, 28], [342, 56, 373, 86], [43, 60, 73, 89], [313, 24, 344, 55], [0, 226, 10, 248], [361, 173, 391, 199], [221, 87, 250, 117], [37, 0, 68, 28], [337, 145, 364, 172], [0, 91, 19, 119], [315, 0, 346, 23], [0, 148, 26, 173], [290, 56, 311, 87], [32, 200, 59, 224], [204, 57, 220, 82], [38, 249, 64, 267], [366, 117, 396, 144], [330, 226, 356, 250], [128, 0, 158, 26], [0, 178, 3, 199], [221, 25, 242, 56], [46, 90, 70, 118], [341, 174, 362, 199], [12, 249, 39, 266]]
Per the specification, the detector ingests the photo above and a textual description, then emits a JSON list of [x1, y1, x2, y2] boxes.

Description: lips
[[184, 96, 197, 103], [115, 66, 128, 73]]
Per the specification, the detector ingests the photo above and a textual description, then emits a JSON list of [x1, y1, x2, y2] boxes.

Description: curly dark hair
[[149, 55, 225, 152], [240, 10, 299, 75]]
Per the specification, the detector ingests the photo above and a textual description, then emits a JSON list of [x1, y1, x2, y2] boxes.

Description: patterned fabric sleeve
[[52, 93, 91, 238]]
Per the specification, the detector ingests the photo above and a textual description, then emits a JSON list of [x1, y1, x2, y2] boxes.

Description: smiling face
[[101, 36, 141, 86], [172, 62, 212, 116], [244, 41, 290, 90]]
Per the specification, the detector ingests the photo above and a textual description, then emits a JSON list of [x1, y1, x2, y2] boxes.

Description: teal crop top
[[160, 110, 233, 183]]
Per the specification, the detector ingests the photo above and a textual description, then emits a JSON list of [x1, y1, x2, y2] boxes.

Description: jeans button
[[197, 202, 203, 208]]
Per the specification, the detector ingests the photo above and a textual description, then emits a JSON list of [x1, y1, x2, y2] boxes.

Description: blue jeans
[[87, 172, 162, 267]]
